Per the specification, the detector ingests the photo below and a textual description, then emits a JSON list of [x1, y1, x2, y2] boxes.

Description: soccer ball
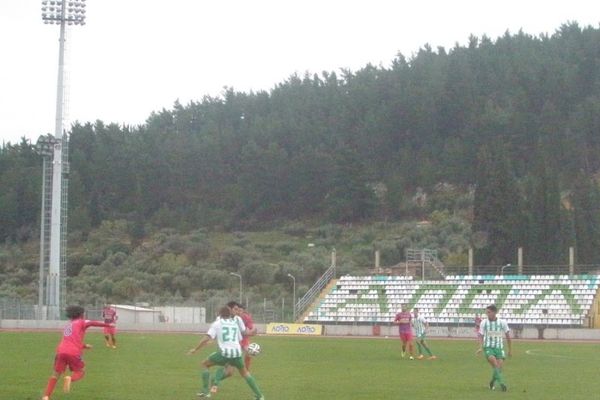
[[247, 342, 261, 356]]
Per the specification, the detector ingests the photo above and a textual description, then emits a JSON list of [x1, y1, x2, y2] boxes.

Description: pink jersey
[[394, 311, 412, 333], [102, 307, 117, 324], [56, 319, 110, 356], [241, 312, 254, 330], [240, 312, 254, 347]]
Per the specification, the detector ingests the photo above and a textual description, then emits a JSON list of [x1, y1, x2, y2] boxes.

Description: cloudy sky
[[1, 0, 599, 144]]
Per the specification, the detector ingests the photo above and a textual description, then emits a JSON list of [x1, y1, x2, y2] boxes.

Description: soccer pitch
[[1, 331, 599, 400]]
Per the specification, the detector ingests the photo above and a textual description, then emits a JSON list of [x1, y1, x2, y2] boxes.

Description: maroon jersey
[[102, 307, 117, 324], [394, 311, 412, 333], [56, 319, 110, 356], [240, 312, 254, 348]]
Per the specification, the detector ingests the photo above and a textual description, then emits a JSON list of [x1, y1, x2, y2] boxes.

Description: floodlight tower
[[39, 0, 86, 320]]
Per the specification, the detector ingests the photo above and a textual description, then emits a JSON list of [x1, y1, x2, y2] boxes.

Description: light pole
[[230, 273, 242, 304], [40, 0, 87, 320], [287, 274, 296, 322], [501, 263, 512, 276]]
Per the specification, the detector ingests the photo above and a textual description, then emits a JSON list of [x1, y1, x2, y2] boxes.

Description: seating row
[[305, 275, 599, 326]]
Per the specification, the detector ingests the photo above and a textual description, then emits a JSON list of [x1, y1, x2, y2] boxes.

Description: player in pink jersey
[[102, 304, 118, 348], [393, 304, 415, 360], [42, 305, 114, 400], [474, 313, 483, 337], [238, 303, 255, 370]]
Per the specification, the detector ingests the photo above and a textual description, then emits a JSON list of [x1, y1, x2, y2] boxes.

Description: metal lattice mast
[[39, 0, 86, 320]]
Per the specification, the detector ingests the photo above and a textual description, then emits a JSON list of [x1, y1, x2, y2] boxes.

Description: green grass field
[[1, 331, 599, 400]]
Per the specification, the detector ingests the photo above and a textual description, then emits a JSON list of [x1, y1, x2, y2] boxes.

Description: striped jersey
[[479, 318, 509, 349], [207, 316, 246, 358], [412, 314, 427, 336]]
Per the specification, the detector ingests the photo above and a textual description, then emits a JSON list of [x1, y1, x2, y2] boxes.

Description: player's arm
[[243, 327, 257, 336], [84, 320, 114, 329], [188, 334, 212, 355], [476, 322, 484, 354], [505, 330, 512, 357], [392, 315, 400, 325]]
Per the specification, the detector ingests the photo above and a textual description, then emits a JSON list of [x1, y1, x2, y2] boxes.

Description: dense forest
[[2, 23, 600, 305]]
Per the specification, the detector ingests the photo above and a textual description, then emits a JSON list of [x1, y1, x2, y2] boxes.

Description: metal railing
[[295, 261, 336, 318]]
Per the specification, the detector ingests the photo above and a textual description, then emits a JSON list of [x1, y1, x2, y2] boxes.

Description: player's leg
[[211, 365, 234, 394], [110, 334, 117, 348], [245, 352, 253, 371], [43, 372, 61, 400], [420, 338, 435, 358], [63, 355, 85, 393], [415, 338, 424, 358], [44, 355, 65, 399], [199, 352, 226, 397], [407, 334, 415, 359], [103, 327, 113, 347], [485, 352, 502, 390], [495, 357, 507, 391], [236, 361, 264, 400], [199, 357, 217, 397], [400, 335, 406, 357]]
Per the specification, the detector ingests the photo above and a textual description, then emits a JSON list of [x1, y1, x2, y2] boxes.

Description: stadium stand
[[303, 275, 600, 326]]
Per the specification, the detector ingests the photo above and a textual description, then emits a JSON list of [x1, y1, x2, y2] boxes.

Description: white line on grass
[[524, 349, 584, 360]]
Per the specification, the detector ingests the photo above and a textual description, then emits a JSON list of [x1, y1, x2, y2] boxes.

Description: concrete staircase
[[297, 278, 338, 323]]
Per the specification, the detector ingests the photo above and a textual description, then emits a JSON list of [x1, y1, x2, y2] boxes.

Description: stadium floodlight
[[287, 274, 296, 321], [38, 0, 87, 320], [229, 272, 243, 304], [41, 0, 87, 25]]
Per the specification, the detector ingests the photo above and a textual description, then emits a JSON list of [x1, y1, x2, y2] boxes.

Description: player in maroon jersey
[[102, 304, 118, 348], [42, 305, 114, 400], [393, 304, 415, 360], [237, 303, 255, 370], [475, 313, 483, 337]]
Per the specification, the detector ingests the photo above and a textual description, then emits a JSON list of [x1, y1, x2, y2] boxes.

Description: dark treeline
[[3, 23, 600, 267]]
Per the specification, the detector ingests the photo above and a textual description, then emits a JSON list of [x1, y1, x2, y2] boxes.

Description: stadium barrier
[[3, 319, 600, 340], [266, 323, 323, 336]]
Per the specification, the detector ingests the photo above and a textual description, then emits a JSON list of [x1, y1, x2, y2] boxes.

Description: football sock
[[45, 376, 58, 396], [422, 343, 433, 356], [416, 342, 423, 355], [214, 367, 227, 386], [245, 375, 262, 398], [72, 370, 85, 382], [202, 370, 210, 393], [494, 368, 504, 384], [245, 354, 252, 371]]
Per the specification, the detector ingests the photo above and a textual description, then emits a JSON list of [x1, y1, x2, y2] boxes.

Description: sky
[[1, 0, 599, 145]]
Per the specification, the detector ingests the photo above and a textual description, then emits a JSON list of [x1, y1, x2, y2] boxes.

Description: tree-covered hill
[[2, 23, 600, 304]]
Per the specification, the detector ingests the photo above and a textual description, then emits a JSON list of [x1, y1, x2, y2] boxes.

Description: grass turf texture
[[1, 331, 599, 400]]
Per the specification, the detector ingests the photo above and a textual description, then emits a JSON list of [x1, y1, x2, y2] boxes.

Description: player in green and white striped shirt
[[188, 306, 264, 400], [476, 304, 512, 392], [412, 308, 436, 360]]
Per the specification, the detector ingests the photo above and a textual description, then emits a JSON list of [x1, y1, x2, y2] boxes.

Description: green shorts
[[208, 351, 245, 370], [483, 347, 506, 360], [416, 333, 426, 340]]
